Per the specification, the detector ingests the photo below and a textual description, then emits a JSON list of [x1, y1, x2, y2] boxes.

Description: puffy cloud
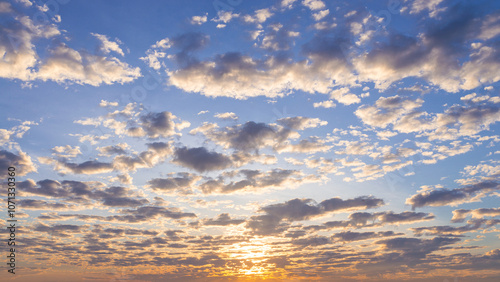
[[406, 181, 500, 209], [375, 236, 460, 264], [146, 173, 200, 194], [172, 146, 233, 173], [91, 33, 125, 56], [332, 231, 401, 242], [97, 143, 129, 156], [306, 210, 434, 231], [18, 179, 148, 207], [407, 0, 446, 18], [211, 11, 240, 24], [19, 199, 76, 210], [214, 112, 238, 120], [259, 23, 300, 51], [51, 145, 82, 158], [116, 206, 196, 222], [0, 150, 36, 176], [190, 14, 208, 25], [312, 9, 329, 21], [246, 196, 384, 235], [99, 100, 119, 107], [0, 9, 139, 86], [451, 208, 500, 222], [36, 44, 141, 86], [302, 0, 325, 10], [199, 168, 320, 194], [133, 111, 181, 138], [277, 116, 327, 130], [203, 213, 245, 226], [412, 218, 500, 236], [191, 118, 328, 153], [355, 95, 424, 129], [166, 33, 356, 99], [42, 142, 171, 175], [39, 157, 114, 175], [243, 8, 273, 25], [313, 100, 336, 108]]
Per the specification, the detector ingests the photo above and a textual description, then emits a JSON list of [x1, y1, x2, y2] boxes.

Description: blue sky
[[1, 0, 500, 281]]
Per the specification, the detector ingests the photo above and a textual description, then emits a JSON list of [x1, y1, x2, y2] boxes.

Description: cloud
[[36, 43, 141, 86], [39, 158, 114, 175], [116, 206, 196, 222], [191, 118, 329, 153], [306, 210, 434, 231], [411, 218, 500, 236], [312, 9, 329, 21], [133, 111, 182, 138], [0, 150, 36, 176], [375, 236, 460, 264], [91, 33, 125, 56], [313, 100, 336, 108], [51, 145, 82, 158], [277, 116, 327, 130], [214, 112, 238, 120], [99, 100, 119, 107], [407, 0, 446, 18], [18, 179, 148, 207], [406, 181, 500, 209], [355, 95, 424, 129], [302, 0, 325, 10], [166, 33, 356, 99], [451, 208, 500, 222], [203, 213, 245, 226], [199, 168, 320, 194], [332, 231, 401, 242], [97, 143, 129, 156], [190, 14, 208, 25], [42, 142, 171, 175], [146, 173, 200, 194], [211, 11, 240, 24], [247, 196, 384, 235], [243, 8, 273, 25], [18, 199, 76, 210], [172, 146, 233, 173]]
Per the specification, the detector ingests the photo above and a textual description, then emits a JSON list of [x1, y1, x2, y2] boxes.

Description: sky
[[1, 0, 500, 281]]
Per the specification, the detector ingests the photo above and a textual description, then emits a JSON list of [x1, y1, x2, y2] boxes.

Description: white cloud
[[313, 100, 336, 108], [91, 33, 125, 56], [312, 9, 329, 21], [214, 112, 238, 120], [302, 0, 325, 10], [190, 14, 208, 25]]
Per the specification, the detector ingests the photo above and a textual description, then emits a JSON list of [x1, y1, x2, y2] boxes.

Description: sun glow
[[221, 237, 278, 277]]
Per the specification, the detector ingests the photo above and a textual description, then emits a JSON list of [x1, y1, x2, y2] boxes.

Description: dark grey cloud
[[0, 150, 36, 176], [452, 207, 500, 222], [170, 32, 209, 66], [137, 111, 176, 138], [376, 237, 461, 262], [117, 206, 196, 222], [172, 146, 233, 172], [246, 196, 384, 235], [19, 179, 148, 207], [33, 223, 89, 237], [146, 172, 198, 193], [411, 219, 500, 236], [97, 144, 128, 156], [203, 213, 245, 226], [406, 181, 499, 209], [332, 231, 402, 242], [18, 199, 75, 210], [306, 211, 435, 231], [199, 168, 307, 194]]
